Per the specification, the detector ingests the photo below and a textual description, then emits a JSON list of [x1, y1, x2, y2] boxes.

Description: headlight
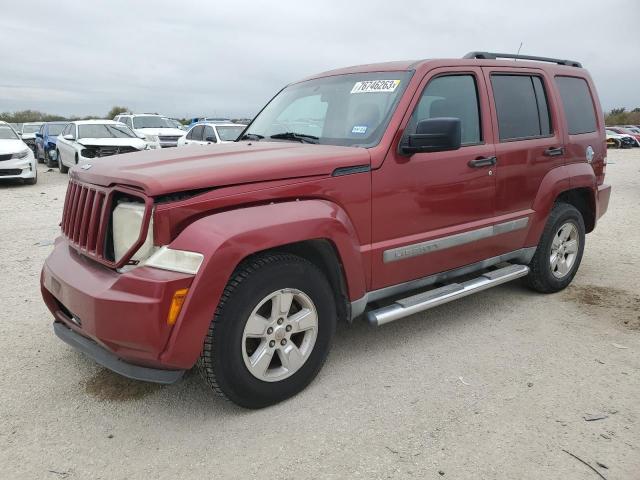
[[144, 247, 204, 275], [144, 134, 159, 142], [11, 149, 29, 159], [112, 201, 154, 263]]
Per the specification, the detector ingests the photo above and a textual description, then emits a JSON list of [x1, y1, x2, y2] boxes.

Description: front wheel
[[526, 202, 585, 293], [199, 253, 336, 408], [58, 151, 69, 173]]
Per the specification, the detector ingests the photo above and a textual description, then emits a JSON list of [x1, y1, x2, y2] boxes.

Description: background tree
[[106, 106, 129, 119]]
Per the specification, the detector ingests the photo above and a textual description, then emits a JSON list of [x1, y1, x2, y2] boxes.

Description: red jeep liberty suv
[[41, 52, 611, 408]]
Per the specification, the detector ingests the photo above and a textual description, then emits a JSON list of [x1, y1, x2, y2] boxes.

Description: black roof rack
[[463, 51, 582, 68]]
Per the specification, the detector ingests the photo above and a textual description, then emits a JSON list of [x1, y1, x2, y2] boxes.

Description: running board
[[367, 264, 530, 327]]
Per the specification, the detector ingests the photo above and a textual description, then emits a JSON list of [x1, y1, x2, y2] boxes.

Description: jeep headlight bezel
[[112, 201, 154, 264]]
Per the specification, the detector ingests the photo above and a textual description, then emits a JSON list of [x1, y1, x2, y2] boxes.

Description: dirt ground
[[1, 149, 638, 479]]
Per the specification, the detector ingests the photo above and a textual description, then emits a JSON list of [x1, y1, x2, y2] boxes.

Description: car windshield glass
[[0, 126, 19, 140], [133, 116, 169, 129], [243, 71, 413, 147], [216, 125, 245, 141], [22, 124, 42, 133], [48, 124, 66, 135], [78, 124, 137, 139]]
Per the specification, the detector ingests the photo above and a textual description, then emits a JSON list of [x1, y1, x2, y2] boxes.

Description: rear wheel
[[199, 253, 336, 408], [526, 202, 585, 293]]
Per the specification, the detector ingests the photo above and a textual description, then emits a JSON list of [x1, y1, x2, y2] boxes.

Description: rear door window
[[491, 74, 552, 141], [555, 76, 597, 135]]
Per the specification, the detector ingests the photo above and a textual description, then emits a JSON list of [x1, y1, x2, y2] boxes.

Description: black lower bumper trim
[[53, 323, 185, 384]]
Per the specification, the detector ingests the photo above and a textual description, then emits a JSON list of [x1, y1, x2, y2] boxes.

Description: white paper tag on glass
[[351, 80, 400, 94]]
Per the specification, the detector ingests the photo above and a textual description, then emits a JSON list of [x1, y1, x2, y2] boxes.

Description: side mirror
[[63, 134, 75, 141], [205, 136, 216, 143], [401, 117, 461, 155], [35, 133, 42, 138]]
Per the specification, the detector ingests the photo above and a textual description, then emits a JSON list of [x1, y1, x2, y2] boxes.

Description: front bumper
[[54, 322, 184, 383], [41, 238, 194, 372], [0, 157, 36, 179]]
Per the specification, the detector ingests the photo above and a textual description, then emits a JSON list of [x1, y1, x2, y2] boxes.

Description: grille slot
[[61, 181, 108, 255]]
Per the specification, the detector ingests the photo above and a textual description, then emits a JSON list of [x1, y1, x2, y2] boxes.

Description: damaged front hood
[[71, 141, 371, 196], [77, 137, 147, 149]]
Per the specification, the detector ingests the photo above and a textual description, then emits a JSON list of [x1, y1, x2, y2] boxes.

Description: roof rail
[[463, 51, 582, 68]]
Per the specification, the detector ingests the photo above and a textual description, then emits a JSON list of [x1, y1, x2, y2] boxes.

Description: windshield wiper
[[270, 132, 319, 144], [239, 133, 264, 141]]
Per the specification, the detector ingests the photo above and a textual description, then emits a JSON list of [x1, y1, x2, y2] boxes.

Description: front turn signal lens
[[167, 288, 189, 326]]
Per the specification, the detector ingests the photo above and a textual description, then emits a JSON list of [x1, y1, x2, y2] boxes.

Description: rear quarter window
[[555, 76, 597, 135]]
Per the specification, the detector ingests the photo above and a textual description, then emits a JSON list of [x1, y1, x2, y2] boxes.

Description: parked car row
[[606, 125, 640, 148], [2, 112, 248, 184]]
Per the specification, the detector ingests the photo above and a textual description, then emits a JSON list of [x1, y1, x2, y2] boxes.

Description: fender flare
[[159, 199, 366, 367], [525, 163, 597, 245]]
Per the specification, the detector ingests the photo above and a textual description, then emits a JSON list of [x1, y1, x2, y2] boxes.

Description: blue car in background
[[35, 122, 67, 167]]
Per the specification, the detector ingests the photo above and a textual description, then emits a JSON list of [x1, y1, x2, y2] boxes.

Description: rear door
[[482, 67, 566, 253]]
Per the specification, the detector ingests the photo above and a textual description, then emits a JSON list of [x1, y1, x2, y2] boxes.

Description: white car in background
[[19, 122, 43, 155], [0, 121, 37, 185], [55, 120, 148, 173], [113, 113, 185, 148], [177, 122, 247, 147]]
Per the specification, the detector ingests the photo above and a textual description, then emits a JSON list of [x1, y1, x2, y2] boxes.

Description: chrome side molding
[[383, 217, 529, 263], [367, 264, 530, 327]]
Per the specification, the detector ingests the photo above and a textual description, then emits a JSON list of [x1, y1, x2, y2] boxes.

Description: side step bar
[[367, 264, 530, 327]]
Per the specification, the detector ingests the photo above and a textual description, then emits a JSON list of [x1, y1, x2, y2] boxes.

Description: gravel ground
[[1, 150, 639, 480]]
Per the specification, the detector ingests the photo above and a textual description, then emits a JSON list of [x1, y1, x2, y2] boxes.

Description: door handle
[[468, 156, 497, 168], [544, 147, 564, 157]]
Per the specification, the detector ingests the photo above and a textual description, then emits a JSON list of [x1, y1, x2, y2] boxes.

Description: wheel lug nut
[[267, 327, 273, 334], [277, 318, 284, 325], [269, 340, 275, 348], [280, 339, 287, 346], [285, 325, 292, 332]]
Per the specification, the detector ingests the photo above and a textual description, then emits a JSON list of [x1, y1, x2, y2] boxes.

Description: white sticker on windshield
[[351, 79, 401, 94]]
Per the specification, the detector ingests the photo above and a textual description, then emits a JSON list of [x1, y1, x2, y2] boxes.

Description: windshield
[[133, 116, 170, 129], [48, 124, 66, 136], [243, 71, 413, 147], [216, 125, 245, 141], [78, 124, 137, 139], [22, 124, 42, 133], [0, 126, 19, 140]]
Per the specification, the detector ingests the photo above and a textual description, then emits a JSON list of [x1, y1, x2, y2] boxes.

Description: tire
[[58, 151, 69, 174], [526, 202, 585, 293], [45, 149, 56, 168], [24, 169, 37, 185], [199, 253, 336, 408]]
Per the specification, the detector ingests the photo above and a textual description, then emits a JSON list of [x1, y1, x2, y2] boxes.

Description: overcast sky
[[1, 0, 639, 118]]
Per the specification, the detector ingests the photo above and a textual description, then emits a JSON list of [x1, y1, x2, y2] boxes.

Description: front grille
[[61, 181, 108, 254], [0, 169, 22, 176], [159, 135, 181, 142], [82, 145, 139, 158], [24, 139, 35, 146], [60, 180, 152, 268]]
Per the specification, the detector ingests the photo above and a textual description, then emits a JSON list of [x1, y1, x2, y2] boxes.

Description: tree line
[[2, 105, 638, 127]]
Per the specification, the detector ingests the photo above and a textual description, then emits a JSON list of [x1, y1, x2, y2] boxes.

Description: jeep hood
[[71, 142, 371, 196]]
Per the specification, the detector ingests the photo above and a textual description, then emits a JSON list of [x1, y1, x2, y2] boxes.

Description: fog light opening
[[167, 288, 189, 326]]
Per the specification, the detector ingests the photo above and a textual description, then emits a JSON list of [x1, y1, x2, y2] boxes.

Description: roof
[[190, 122, 246, 128], [300, 54, 586, 83], [70, 119, 121, 125]]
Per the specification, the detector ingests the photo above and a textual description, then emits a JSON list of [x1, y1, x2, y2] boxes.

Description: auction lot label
[[351, 80, 400, 94]]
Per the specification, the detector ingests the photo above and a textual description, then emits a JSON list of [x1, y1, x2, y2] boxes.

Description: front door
[[370, 67, 498, 290]]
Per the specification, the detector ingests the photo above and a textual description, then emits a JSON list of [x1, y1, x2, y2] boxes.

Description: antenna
[[515, 42, 523, 59]]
